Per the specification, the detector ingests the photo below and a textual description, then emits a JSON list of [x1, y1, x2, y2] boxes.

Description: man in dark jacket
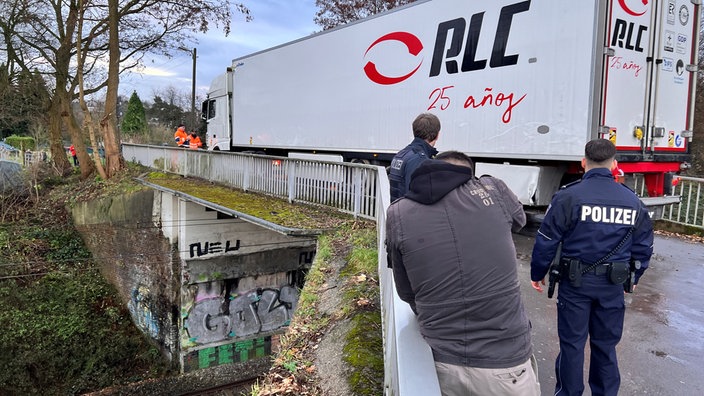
[[386, 151, 540, 396], [388, 113, 440, 202]]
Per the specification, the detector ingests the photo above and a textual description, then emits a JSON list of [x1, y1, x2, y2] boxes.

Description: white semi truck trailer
[[203, 0, 700, 206]]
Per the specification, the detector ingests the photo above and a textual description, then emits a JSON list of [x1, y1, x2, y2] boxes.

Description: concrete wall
[[72, 189, 180, 363], [72, 188, 317, 372]]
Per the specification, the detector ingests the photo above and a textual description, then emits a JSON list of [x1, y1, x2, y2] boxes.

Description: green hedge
[[4, 135, 35, 151]]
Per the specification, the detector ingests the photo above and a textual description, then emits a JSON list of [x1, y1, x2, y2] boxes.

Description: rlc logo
[[363, 32, 423, 85], [364, 1, 530, 86], [619, 0, 649, 16]]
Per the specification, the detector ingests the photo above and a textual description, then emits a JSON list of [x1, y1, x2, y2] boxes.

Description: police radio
[[547, 242, 563, 299], [624, 260, 641, 293]]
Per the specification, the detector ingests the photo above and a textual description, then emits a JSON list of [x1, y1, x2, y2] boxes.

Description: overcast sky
[[120, 0, 318, 104]]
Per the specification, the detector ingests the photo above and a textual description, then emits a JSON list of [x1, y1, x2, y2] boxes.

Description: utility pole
[[190, 47, 196, 132], [179, 46, 197, 131]]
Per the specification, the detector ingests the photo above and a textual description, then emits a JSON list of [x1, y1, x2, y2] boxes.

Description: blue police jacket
[[388, 137, 437, 202], [531, 168, 654, 284]]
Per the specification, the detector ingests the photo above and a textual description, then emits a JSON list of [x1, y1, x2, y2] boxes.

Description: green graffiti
[[184, 336, 272, 371], [218, 343, 234, 364], [198, 347, 217, 368]]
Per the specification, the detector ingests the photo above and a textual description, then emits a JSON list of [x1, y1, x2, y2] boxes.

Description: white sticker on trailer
[[652, 1, 695, 151]]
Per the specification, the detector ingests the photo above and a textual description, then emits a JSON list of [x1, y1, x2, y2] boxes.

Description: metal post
[[190, 47, 197, 131], [178, 46, 197, 131]]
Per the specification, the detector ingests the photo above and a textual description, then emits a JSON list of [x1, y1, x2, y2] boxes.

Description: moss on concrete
[[343, 311, 384, 395], [337, 226, 383, 395], [144, 173, 350, 230]]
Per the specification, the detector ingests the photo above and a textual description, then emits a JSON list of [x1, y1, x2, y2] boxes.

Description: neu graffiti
[[185, 286, 298, 345], [189, 239, 240, 258]]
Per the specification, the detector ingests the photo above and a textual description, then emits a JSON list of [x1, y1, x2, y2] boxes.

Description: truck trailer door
[[648, 0, 698, 154], [602, 0, 698, 156]]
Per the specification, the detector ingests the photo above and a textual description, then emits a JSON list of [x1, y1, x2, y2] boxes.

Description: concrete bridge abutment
[[71, 187, 317, 373]]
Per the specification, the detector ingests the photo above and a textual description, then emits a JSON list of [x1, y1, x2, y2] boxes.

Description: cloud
[[139, 66, 178, 78], [123, 0, 318, 103]]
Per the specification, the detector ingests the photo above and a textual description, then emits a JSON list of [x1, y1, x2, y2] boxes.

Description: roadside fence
[[632, 174, 704, 229], [122, 144, 379, 220], [661, 176, 704, 228]]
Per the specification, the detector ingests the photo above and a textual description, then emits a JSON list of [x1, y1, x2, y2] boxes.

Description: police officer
[[388, 113, 440, 202], [530, 139, 654, 396]]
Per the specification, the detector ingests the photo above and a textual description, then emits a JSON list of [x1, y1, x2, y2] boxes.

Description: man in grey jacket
[[386, 151, 540, 396]]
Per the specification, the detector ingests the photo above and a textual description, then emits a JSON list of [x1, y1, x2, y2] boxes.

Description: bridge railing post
[[353, 168, 362, 218], [288, 160, 297, 203], [243, 155, 251, 192]]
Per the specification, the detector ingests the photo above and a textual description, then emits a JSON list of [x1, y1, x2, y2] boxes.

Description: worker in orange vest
[[174, 124, 188, 147], [188, 132, 203, 150]]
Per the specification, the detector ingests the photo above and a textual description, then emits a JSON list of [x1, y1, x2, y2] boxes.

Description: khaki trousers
[[434, 355, 540, 396]]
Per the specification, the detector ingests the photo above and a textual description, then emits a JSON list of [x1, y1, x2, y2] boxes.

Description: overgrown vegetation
[[0, 163, 170, 395], [144, 172, 351, 230], [254, 222, 382, 395], [339, 228, 384, 395]]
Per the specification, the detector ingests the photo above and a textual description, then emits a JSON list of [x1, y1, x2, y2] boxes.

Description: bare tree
[[76, 0, 107, 180], [314, 0, 415, 30], [1, 0, 251, 178]]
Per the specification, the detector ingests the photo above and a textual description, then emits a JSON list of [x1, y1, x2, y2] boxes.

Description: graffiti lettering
[[189, 240, 240, 258], [183, 337, 271, 371], [186, 298, 231, 344], [184, 285, 299, 344], [128, 285, 160, 339], [299, 251, 315, 264]]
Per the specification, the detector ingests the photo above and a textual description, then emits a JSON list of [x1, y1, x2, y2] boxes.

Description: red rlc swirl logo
[[619, 0, 649, 16], [363, 32, 424, 85]]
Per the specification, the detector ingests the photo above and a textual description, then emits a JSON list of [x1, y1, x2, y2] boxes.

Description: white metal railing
[[122, 144, 378, 220], [631, 173, 704, 229], [661, 175, 704, 228], [122, 143, 440, 395]]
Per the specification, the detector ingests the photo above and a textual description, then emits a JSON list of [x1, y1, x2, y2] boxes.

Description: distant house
[[0, 141, 19, 153]]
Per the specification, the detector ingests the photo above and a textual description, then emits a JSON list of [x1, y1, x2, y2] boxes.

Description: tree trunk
[[101, 0, 125, 178], [76, 0, 108, 181], [48, 97, 72, 176], [60, 89, 96, 179]]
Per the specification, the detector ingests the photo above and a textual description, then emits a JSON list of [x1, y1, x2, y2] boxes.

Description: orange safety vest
[[188, 136, 202, 149], [174, 127, 188, 145]]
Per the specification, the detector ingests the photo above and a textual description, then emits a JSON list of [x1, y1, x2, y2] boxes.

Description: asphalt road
[[514, 232, 704, 395]]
